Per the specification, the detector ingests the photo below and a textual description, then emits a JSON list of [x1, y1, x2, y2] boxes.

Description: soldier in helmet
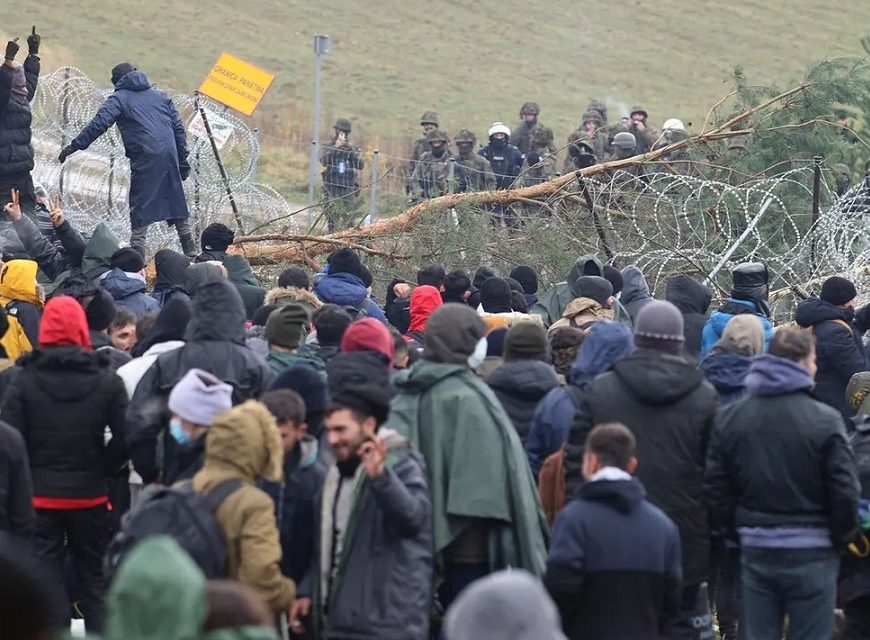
[[625, 105, 659, 153], [479, 122, 525, 226], [512, 102, 556, 155], [517, 125, 557, 187], [320, 117, 364, 231], [409, 128, 451, 200], [607, 132, 646, 185], [407, 111, 441, 192], [586, 99, 609, 126], [453, 129, 496, 192], [566, 110, 609, 163], [564, 136, 598, 173]]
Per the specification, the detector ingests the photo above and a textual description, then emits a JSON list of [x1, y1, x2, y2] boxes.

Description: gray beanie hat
[[168, 368, 234, 427], [634, 300, 685, 342], [443, 570, 567, 640], [576, 276, 613, 306]]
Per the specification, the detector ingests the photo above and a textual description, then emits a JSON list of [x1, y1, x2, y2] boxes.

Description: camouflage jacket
[[454, 153, 497, 192], [516, 147, 557, 187], [512, 121, 557, 155], [320, 142, 364, 188], [410, 151, 450, 199]]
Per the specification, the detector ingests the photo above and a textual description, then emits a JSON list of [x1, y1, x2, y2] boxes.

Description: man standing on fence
[[58, 63, 196, 257], [320, 117, 364, 232]]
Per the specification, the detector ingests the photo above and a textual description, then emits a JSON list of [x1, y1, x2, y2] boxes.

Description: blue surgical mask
[[467, 337, 488, 370], [169, 417, 190, 445]]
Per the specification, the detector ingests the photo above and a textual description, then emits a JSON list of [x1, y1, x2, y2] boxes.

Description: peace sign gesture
[[49, 195, 65, 228], [3, 189, 21, 221]]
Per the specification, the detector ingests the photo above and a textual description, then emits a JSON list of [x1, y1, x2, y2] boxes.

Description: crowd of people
[[0, 229, 866, 640]]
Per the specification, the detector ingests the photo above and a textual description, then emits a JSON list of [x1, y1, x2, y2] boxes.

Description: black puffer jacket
[[1, 346, 128, 499], [665, 275, 711, 362], [487, 359, 560, 444], [0, 419, 34, 541], [566, 349, 718, 585], [794, 298, 869, 417], [0, 54, 39, 178], [126, 280, 271, 483]]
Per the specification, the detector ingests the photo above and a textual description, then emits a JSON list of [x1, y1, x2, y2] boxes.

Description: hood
[[116, 70, 152, 92], [569, 320, 634, 386], [264, 287, 322, 313], [794, 298, 852, 328], [134, 297, 192, 355], [394, 359, 474, 393], [745, 354, 815, 397], [0, 260, 41, 307], [82, 223, 123, 280], [611, 349, 705, 405], [579, 477, 645, 514], [700, 351, 752, 395], [424, 303, 486, 364], [314, 272, 368, 307], [620, 266, 651, 306], [486, 360, 559, 400], [154, 249, 190, 290], [185, 262, 226, 296], [10, 64, 27, 99], [713, 314, 765, 357], [222, 254, 260, 287], [102, 268, 147, 300], [567, 255, 603, 297], [665, 274, 711, 315], [561, 297, 612, 321], [39, 296, 91, 349], [105, 536, 206, 640], [204, 400, 284, 482], [186, 280, 246, 344], [408, 285, 443, 333]]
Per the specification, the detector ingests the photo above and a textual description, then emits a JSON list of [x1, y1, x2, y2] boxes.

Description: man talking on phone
[[319, 118, 364, 232], [290, 383, 433, 639]]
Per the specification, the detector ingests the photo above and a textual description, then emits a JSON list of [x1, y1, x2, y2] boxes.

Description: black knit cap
[[602, 265, 624, 295], [509, 266, 538, 294], [111, 62, 136, 85], [200, 223, 235, 252], [84, 289, 116, 331], [111, 247, 145, 273], [330, 383, 392, 427], [576, 276, 613, 306], [480, 277, 512, 314], [328, 248, 363, 279], [504, 322, 549, 362], [820, 276, 857, 307]]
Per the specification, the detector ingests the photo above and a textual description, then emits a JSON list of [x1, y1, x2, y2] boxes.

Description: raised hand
[[3, 189, 22, 221]]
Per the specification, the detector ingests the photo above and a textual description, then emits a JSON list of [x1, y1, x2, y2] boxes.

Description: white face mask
[[467, 337, 488, 370]]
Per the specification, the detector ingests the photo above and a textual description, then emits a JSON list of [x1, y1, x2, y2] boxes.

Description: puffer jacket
[[192, 401, 295, 613], [701, 298, 773, 359], [487, 359, 560, 444], [101, 268, 161, 318], [0, 259, 43, 349], [126, 280, 271, 483], [0, 54, 39, 177], [314, 272, 387, 324], [301, 430, 433, 640]]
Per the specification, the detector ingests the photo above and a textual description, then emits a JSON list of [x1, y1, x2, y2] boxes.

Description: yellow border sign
[[198, 52, 275, 117]]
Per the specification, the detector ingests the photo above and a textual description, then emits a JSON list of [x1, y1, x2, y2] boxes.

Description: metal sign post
[[194, 92, 243, 232], [307, 34, 330, 223]]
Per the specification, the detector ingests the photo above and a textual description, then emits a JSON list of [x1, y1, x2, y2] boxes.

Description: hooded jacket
[[700, 351, 753, 405], [0, 259, 42, 349], [0, 420, 35, 542], [223, 255, 266, 321], [545, 477, 682, 640], [11, 212, 86, 283], [69, 70, 190, 228], [0, 54, 39, 178], [525, 321, 634, 476], [264, 286, 322, 316], [151, 249, 191, 308], [565, 349, 718, 585], [406, 284, 443, 339], [487, 360, 560, 444], [313, 271, 387, 324], [548, 297, 614, 334], [126, 281, 271, 484], [2, 297, 128, 502], [102, 268, 161, 318], [302, 431, 433, 639], [701, 298, 773, 359], [705, 354, 860, 548], [387, 360, 549, 580], [794, 298, 869, 416], [192, 401, 295, 612], [620, 266, 653, 323], [665, 275, 711, 362], [531, 255, 602, 327]]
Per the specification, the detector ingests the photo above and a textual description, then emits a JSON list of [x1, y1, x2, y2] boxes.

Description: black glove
[[179, 163, 191, 181], [27, 27, 40, 56], [527, 152, 541, 166], [5, 40, 19, 61], [58, 145, 75, 164]]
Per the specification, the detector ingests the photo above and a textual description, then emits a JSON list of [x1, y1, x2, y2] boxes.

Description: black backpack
[[342, 295, 371, 321], [105, 479, 242, 579]]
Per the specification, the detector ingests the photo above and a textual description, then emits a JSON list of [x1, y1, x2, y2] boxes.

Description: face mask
[[467, 337, 488, 369], [169, 417, 190, 445], [431, 145, 446, 158]]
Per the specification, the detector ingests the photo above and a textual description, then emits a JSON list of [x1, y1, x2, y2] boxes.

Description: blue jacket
[[313, 272, 387, 324], [545, 477, 682, 640], [525, 321, 634, 476], [70, 71, 190, 228], [700, 351, 753, 405], [261, 436, 327, 583], [101, 268, 160, 318], [478, 142, 524, 190], [700, 298, 773, 358]]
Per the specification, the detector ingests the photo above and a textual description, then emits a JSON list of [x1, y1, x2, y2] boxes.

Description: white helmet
[[488, 122, 511, 138], [662, 118, 685, 133]]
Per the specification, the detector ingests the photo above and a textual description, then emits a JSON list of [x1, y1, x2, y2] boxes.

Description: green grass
[[5, 0, 869, 147]]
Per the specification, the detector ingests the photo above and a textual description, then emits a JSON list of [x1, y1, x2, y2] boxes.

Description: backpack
[[342, 295, 371, 321], [537, 384, 587, 525], [105, 479, 243, 579]]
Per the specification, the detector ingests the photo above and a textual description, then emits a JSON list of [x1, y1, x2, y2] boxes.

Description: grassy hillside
[[5, 0, 869, 144]]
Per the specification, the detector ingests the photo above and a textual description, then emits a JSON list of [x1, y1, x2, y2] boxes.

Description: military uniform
[[453, 129, 496, 193], [320, 118, 364, 231], [407, 111, 441, 193], [517, 127, 557, 188], [511, 102, 556, 155]]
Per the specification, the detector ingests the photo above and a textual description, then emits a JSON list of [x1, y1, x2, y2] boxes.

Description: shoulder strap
[[201, 479, 245, 512], [811, 319, 853, 334], [565, 384, 586, 410]]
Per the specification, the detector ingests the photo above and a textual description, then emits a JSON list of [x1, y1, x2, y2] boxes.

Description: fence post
[[447, 157, 455, 193], [366, 149, 380, 225]]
